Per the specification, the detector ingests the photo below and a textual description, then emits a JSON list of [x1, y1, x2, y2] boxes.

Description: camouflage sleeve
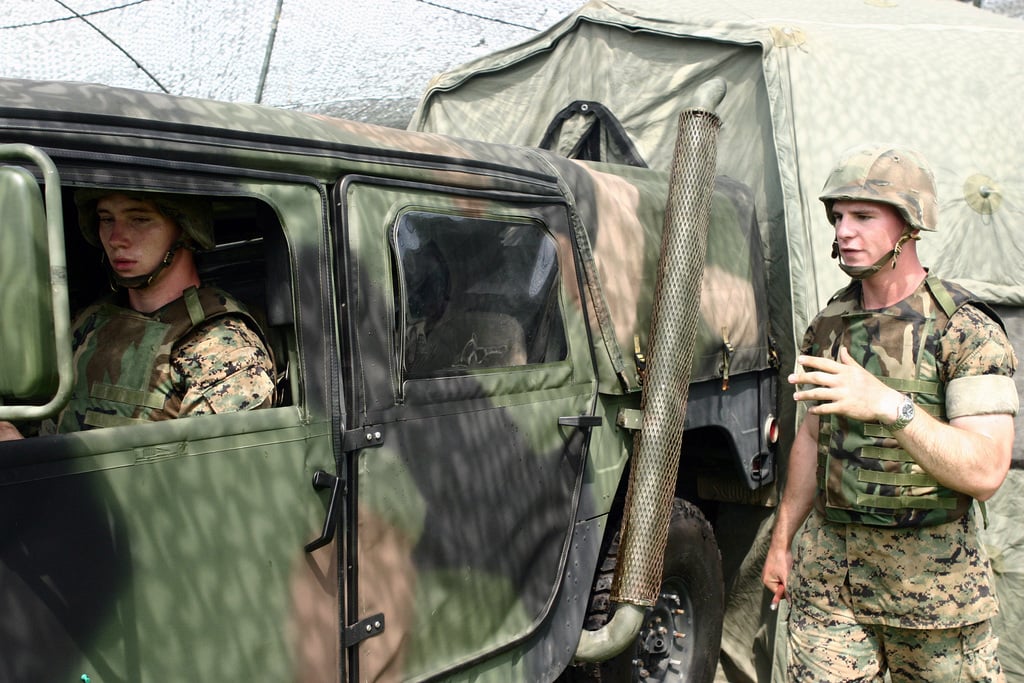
[[942, 304, 1019, 418], [798, 323, 816, 357], [799, 312, 828, 358], [171, 315, 276, 416]]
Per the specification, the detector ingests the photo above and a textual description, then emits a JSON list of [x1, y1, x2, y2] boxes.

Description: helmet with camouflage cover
[[74, 189, 215, 251], [819, 145, 936, 278], [819, 144, 938, 232]]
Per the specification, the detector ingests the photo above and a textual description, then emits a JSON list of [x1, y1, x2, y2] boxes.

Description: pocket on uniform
[[959, 621, 1002, 683]]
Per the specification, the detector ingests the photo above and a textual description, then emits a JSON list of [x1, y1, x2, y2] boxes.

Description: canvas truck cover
[[546, 158, 771, 395], [411, 1, 1024, 680]]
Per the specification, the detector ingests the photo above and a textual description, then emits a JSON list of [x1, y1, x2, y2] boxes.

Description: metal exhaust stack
[[576, 78, 725, 661]]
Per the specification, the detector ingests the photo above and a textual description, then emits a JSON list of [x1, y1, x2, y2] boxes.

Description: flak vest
[[810, 274, 993, 528], [58, 286, 261, 432]]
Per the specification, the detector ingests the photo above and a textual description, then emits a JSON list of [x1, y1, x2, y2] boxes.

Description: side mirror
[[0, 144, 74, 420]]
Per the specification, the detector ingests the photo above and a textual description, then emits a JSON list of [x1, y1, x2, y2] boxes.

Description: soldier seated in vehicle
[[0, 190, 275, 440]]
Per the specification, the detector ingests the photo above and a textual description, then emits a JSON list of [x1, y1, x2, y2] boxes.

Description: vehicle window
[[394, 211, 567, 378], [0, 178, 299, 442], [62, 190, 296, 410]]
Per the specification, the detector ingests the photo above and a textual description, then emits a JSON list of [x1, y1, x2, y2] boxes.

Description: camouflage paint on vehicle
[[0, 77, 775, 681]]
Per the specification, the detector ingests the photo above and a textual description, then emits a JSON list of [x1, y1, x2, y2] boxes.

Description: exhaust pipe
[[575, 78, 725, 661]]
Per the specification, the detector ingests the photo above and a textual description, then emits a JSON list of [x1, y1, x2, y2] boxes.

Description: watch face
[[900, 399, 915, 421]]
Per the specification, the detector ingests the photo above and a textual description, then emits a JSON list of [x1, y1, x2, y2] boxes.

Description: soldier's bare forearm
[[763, 417, 818, 601], [894, 410, 1013, 501]]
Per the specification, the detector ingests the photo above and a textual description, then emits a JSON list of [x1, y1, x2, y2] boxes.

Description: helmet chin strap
[[832, 231, 918, 280], [106, 241, 188, 290]]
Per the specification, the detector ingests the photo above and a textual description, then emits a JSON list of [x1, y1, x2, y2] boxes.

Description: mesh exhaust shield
[[612, 107, 722, 605]]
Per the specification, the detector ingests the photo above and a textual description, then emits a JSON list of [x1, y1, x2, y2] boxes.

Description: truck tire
[[568, 498, 724, 683]]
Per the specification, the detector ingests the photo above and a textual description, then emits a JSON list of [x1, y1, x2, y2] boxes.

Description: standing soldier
[[763, 145, 1018, 681]]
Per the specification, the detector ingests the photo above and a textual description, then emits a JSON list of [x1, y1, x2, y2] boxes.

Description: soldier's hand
[[0, 421, 25, 441], [789, 346, 902, 424], [761, 546, 790, 611]]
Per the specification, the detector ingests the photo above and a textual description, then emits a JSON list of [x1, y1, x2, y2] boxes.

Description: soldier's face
[[830, 200, 907, 268], [96, 194, 183, 280]]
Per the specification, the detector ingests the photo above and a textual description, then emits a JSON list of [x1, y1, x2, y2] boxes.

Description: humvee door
[[340, 177, 596, 681]]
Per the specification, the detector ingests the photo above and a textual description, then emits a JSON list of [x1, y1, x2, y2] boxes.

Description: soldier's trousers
[[786, 600, 1004, 682]]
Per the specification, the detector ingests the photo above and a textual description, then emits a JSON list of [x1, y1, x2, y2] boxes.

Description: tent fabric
[[411, 2, 1024, 681]]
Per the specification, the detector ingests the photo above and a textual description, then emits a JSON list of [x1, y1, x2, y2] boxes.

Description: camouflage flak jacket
[[805, 273, 998, 528], [58, 286, 273, 432]]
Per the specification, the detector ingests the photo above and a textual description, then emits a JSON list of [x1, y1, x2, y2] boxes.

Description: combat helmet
[[74, 189, 215, 289], [819, 144, 937, 231], [819, 144, 937, 278], [75, 189, 215, 250]]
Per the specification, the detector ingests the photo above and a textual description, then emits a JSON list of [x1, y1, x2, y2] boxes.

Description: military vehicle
[[0, 73, 773, 683]]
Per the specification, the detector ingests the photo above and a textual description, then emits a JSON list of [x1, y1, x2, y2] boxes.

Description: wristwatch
[[889, 394, 916, 431]]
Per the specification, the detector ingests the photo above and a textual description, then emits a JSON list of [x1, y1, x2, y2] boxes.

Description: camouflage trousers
[[786, 600, 1005, 682]]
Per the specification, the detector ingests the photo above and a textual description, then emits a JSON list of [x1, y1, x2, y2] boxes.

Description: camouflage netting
[[0, 1, 580, 128], [411, 1, 1024, 681]]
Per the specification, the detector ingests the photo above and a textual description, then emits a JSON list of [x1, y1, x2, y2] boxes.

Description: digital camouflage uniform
[[58, 286, 275, 432], [788, 275, 1018, 682]]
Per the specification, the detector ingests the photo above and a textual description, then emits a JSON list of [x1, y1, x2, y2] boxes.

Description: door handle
[[304, 469, 340, 553], [558, 415, 603, 428]]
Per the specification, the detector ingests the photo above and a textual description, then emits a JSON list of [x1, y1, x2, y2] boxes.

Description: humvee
[[0, 76, 775, 682]]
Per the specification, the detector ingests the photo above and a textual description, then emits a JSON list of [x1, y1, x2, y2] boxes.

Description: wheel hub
[[632, 583, 696, 681]]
